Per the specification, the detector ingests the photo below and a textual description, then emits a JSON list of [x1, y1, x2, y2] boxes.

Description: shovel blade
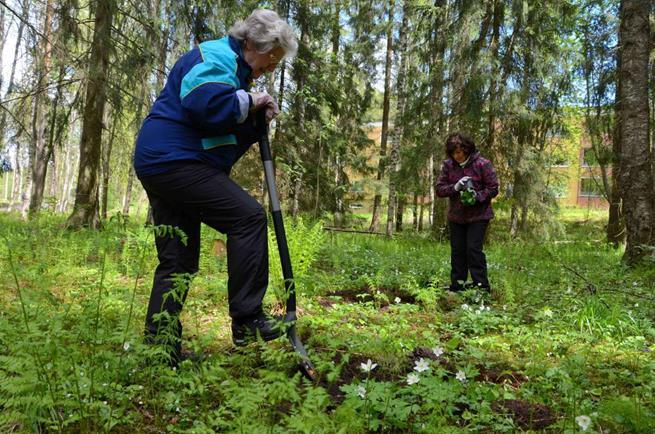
[[287, 325, 317, 381]]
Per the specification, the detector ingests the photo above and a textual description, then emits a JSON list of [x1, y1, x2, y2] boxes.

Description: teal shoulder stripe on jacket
[[180, 37, 239, 99]]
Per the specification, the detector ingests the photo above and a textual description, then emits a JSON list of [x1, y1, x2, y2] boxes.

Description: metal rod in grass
[[2, 233, 64, 431]]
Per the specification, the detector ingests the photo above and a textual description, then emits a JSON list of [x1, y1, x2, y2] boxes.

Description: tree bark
[[430, 0, 449, 237], [11, 144, 20, 209], [487, 0, 503, 152], [0, 0, 29, 173], [0, 7, 5, 91], [101, 109, 118, 220], [28, 0, 55, 217], [412, 192, 418, 231], [386, 2, 410, 236], [395, 194, 405, 232], [67, 0, 114, 228], [369, 0, 394, 232], [617, 0, 654, 264], [607, 37, 625, 246], [291, 5, 309, 220]]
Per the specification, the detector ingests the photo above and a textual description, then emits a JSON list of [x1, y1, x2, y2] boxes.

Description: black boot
[[231, 311, 283, 347]]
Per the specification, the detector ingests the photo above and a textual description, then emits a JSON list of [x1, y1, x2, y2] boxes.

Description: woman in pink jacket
[[436, 133, 499, 292]]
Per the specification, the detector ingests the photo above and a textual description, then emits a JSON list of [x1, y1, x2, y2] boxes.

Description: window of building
[[582, 148, 598, 166], [549, 184, 569, 198], [579, 178, 604, 197]]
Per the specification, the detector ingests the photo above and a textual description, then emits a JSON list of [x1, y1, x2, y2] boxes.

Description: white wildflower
[[394, 297, 401, 304], [432, 346, 444, 358], [406, 373, 420, 385], [414, 358, 430, 373], [455, 370, 466, 382], [360, 359, 378, 373], [461, 304, 470, 311], [575, 415, 592, 431], [123, 342, 130, 351], [357, 385, 366, 398]]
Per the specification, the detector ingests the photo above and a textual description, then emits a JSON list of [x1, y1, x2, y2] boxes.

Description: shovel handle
[[257, 114, 296, 316]]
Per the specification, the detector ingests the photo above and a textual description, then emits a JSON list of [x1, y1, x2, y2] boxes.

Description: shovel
[[257, 114, 317, 382]]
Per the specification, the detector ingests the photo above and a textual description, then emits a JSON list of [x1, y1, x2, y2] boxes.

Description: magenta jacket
[[435, 151, 499, 223]]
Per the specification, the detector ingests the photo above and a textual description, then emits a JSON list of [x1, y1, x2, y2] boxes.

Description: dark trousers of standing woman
[[138, 163, 269, 360], [449, 220, 490, 291]]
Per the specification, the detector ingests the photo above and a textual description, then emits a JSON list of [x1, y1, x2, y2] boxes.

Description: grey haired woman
[[134, 9, 297, 366]]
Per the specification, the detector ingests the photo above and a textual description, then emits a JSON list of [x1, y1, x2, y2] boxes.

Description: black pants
[[449, 220, 490, 291], [138, 163, 268, 354]]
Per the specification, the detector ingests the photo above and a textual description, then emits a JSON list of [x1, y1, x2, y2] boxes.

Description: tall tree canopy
[[0, 0, 653, 263]]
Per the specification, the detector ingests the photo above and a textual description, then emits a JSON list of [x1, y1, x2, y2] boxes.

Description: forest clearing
[[1, 0, 654, 432]]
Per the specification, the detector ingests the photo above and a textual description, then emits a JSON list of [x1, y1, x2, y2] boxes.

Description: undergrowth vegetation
[[0, 212, 653, 433]]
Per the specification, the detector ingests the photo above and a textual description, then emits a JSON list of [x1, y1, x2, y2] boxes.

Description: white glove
[[248, 91, 280, 122], [454, 176, 472, 192]]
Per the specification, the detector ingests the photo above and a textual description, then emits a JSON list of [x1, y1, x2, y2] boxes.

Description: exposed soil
[[325, 287, 374, 303], [438, 291, 464, 311], [324, 286, 417, 307], [475, 368, 529, 388], [491, 399, 557, 430]]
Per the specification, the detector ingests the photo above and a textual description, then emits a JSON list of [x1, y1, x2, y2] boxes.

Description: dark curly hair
[[445, 132, 476, 158]]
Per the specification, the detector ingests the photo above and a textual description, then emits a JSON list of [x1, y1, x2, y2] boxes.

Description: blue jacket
[[134, 36, 260, 177]]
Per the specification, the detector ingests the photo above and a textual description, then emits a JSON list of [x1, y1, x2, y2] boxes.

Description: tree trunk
[[429, 0, 449, 237], [123, 78, 149, 217], [386, 2, 409, 236], [369, 0, 395, 232], [101, 110, 118, 220], [314, 134, 322, 218], [67, 0, 114, 228], [412, 192, 418, 231], [487, 0, 503, 152], [0, 8, 5, 91], [3, 170, 8, 202], [292, 175, 301, 218], [428, 155, 434, 227], [291, 6, 309, 219], [58, 120, 78, 213], [28, 0, 54, 217], [11, 144, 21, 210], [509, 201, 519, 237], [617, 0, 654, 264], [607, 13, 625, 247], [0, 0, 29, 165], [395, 194, 405, 232], [418, 191, 425, 231]]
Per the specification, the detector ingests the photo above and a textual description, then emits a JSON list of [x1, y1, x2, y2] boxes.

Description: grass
[[0, 210, 653, 433]]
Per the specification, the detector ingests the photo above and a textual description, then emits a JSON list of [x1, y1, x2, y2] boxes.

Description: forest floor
[[0, 210, 653, 433]]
